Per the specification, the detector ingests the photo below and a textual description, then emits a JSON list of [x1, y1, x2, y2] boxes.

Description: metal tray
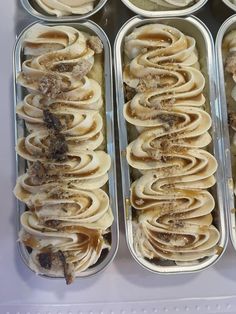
[[114, 15, 227, 274], [216, 14, 236, 251], [222, 0, 236, 12], [13, 20, 119, 279], [20, 0, 108, 22], [120, 0, 208, 17]]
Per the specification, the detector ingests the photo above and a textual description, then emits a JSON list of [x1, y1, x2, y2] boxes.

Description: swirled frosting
[[16, 186, 113, 230], [19, 213, 109, 281], [123, 24, 220, 265], [17, 94, 105, 150], [18, 25, 103, 103], [223, 30, 236, 196], [15, 25, 113, 283], [35, 0, 97, 16]]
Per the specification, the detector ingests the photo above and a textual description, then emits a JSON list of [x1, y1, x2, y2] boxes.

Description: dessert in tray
[[34, 0, 97, 16], [223, 30, 236, 197], [14, 24, 113, 284], [128, 0, 199, 11], [123, 23, 220, 265]]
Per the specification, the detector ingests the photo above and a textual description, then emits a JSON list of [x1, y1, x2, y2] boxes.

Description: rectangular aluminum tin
[[114, 15, 227, 274], [216, 15, 236, 251], [120, 0, 207, 18], [13, 20, 119, 279], [20, 0, 108, 22], [222, 0, 236, 12]]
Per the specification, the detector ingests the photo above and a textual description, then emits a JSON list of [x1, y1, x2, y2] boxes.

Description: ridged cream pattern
[[15, 24, 113, 283], [35, 0, 97, 16], [223, 30, 236, 196], [17, 25, 102, 103], [123, 24, 220, 265]]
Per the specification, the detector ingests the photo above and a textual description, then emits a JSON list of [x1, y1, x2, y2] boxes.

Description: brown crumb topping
[[43, 109, 63, 131], [170, 220, 185, 229], [39, 74, 64, 99], [72, 59, 91, 80], [160, 139, 170, 152], [229, 112, 236, 130], [87, 36, 103, 54], [158, 98, 176, 108], [47, 132, 68, 161], [226, 52, 236, 74], [28, 160, 47, 184], [159, 113, 180, 129], [160, 155, 168, 163], [37, 251, 75, 285], [48, 186, 70, 199], [44, 220, 61, 228], [124, 84, 136, 101], [58, 250, 75, 285], [158, 233, 171, 243], [52, 63, 75, 73], [38, 252, 53, 270], [136, 75, 161, 93]]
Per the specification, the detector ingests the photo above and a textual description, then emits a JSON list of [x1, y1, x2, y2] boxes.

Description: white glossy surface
[[1, 1, 236, 313]]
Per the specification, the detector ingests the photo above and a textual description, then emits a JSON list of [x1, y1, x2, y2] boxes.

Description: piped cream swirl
[[17, 25, 103, 106], [223, 30, 236, 197], [35, 0, 97, 16], [123, 24, 220, 265], [15, 24, 112, 283], [19, 214, 109, 282], [16, 186, 113, 231], [17, 94, 104, 150]]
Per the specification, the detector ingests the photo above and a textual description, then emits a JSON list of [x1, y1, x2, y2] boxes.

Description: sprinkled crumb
[[72, 59, 92, 80], [87, 36, 103, 54], [39, 74, 63, 99]]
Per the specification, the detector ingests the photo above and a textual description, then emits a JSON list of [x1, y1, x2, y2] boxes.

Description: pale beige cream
[[223, 30, 236, 197], [123, 24, 220, 265], [15, 24, 113, 284], [35, 0, 97, 16]]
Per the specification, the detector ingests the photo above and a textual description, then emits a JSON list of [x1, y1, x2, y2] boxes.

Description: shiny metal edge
[[20, 0, 108, 22], [114, 15, 227, 274], [222, 0, 236, 12], [120, 0, 207, 18], [13, 20, 119, 280], [216, 15, 236, 251]]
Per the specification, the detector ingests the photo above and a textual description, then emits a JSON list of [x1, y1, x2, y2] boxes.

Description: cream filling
[[35, 0, 96, 16], [223, 30, 236, 197], [15, 24, 112, 282], [123, 23, 219, 264]]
